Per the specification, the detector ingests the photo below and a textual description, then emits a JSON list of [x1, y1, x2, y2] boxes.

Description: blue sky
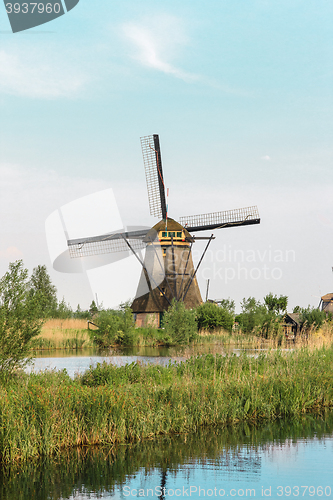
[[0, 0, 332, 310]]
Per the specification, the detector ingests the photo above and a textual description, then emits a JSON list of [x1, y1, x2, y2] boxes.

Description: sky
[[0, 0, 332, 312]]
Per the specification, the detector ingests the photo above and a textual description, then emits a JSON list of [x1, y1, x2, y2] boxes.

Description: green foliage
[[300, 306, 327, 331], [1, 346, 333, 463], [162, 299, 197, 345], [0, 260, 43, 377], [218, 298, 235, 314], [53, 298, 73, 319], [236, 296, 284, 339], [264, 293, 288, 314], [28, 265, 58, 318], [236, 297, 266, 334], [89, 300, 99, 315], [3, 416, 333, 499], [73, 304, 90, 319], [92, 305, 135, 347], [196, 302, 234, 332]]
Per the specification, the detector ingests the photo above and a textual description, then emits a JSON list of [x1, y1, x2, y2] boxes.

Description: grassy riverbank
[[32, 318, 333, 351], [1, 344, 333, 464]]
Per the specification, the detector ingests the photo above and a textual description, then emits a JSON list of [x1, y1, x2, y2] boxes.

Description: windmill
[[67, 135, 260, 327]]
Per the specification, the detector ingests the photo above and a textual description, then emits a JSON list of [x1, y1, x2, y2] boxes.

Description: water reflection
[[29, 345, 276, 378], [28, 351, 185, 378], [1, 414, 332, 500]]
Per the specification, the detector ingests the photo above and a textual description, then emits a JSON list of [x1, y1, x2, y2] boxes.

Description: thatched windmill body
[[131, 217, 203, 326], [67, 135, 260, 326]]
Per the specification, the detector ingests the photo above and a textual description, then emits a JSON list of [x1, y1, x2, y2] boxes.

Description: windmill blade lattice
[[68, 229, 148, 258], [141, 135, 167, 219], [179, 206, 260, 232]]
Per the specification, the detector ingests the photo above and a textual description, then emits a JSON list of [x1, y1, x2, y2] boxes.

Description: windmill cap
[[321, 293, 333, 302], [144, 218, 192, 242]]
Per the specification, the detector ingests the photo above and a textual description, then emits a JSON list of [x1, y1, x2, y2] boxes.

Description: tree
[[0, 260, 42, 377], [299, 306, 326, 331], [196, 302, 234, 332], [28, 265, 58, 318], [74, 304, 90, 319], [162, 300, 197, 345], [264, 293, 288, 314], [89, 300, 99, 316], [53, 298, 73, 319], [218, 298, 235, 314], [236, 297, 264, 334], [236, 296, 284, 339]]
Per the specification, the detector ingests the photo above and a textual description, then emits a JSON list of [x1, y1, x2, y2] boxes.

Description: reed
[[42, 319, 89, 331], [1, 344, 333, 464], [1, 415, 333, 499], [33, 319, 93, 350]]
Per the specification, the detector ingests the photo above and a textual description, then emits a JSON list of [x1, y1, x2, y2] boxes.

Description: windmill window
[[161, 231, 182, 238], [162, 248, 166, 256]]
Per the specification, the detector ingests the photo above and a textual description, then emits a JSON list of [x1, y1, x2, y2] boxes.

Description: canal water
[[14, 349, 332, 499], [28, 346, 186, 377], [0, 414, 332, 500], [28, 345, 279, 378]]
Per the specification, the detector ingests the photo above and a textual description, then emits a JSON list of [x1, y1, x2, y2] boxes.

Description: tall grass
[[1, 344, 333, 464], [33, 319, 94, 350], [196, 320, 333, 350]]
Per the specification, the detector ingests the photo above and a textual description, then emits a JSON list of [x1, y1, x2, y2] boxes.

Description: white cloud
[[121, 15, 248, 95], [122, 15, 200, 83], [0, 46, 88, 99], [261, 155, 272, 161]]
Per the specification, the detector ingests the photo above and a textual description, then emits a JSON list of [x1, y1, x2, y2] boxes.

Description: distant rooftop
[[321, 293, 333, 302], [286, 313, 301, 325]]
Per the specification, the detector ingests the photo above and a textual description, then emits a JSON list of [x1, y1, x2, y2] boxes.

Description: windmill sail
[[67, 229, 148, 258], [141, 134, 167, 219], [179, 206, 260, 232]]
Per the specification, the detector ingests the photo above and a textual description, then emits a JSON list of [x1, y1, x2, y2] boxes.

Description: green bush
[[162, 299, 197, 345], [300, 307, 327, 331], [73, 305, 90, 319], [52, 298, 73, 319], [92, 305, 135, 347], [236, 296, 284, 339], [235, 297, 266, 334], [196, 302, 234, 332]]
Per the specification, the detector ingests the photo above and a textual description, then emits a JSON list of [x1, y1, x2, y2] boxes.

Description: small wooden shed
[[283, 313, 301, 339]]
